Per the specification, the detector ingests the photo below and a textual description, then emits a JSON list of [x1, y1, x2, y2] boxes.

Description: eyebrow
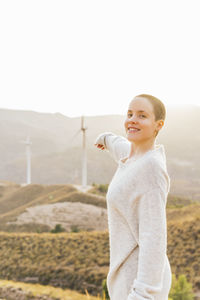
[[127, 110, 148, 114]]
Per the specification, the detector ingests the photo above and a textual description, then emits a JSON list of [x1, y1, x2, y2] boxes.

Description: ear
[[156, 120, 164, 131]]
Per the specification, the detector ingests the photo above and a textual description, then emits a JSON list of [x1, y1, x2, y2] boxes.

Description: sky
[[0, 0, 200, 118]]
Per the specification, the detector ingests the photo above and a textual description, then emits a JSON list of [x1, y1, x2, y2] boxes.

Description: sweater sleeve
[[127, 187, 167, 300], [94, 132, 130, 164]]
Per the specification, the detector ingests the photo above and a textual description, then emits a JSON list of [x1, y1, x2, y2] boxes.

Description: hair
[[135, 94, 166, 121], [134, 94, 166, 137]]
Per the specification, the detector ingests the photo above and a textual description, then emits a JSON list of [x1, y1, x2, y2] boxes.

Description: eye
[[127, 113, 146, 118]]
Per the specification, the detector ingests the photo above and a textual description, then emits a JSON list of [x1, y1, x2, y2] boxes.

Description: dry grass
[[0, 279, 103, 299], [0, 231, 109, 296], [167, 202, 200, 225]]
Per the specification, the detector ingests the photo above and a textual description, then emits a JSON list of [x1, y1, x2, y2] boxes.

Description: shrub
[[70, 225, 80, 233], [98, 184, 108, 193], [50, 224, 65, 233], [102, 278, 109, 299], [169, 273, 195, 300]]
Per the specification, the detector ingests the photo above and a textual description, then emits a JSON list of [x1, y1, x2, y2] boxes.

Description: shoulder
[[138, 152, 170, 194], [140, 144, 168, 174], [142, 153, 165, 172]]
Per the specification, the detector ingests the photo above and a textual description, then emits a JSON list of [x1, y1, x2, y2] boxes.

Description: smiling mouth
[[127, 128, 141, 133]]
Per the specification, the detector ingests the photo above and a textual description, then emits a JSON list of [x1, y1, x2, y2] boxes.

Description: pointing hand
[[94, 143, 105, 150]]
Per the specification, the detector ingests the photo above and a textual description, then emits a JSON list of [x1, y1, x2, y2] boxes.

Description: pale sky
[[0, 0, 200, 118]]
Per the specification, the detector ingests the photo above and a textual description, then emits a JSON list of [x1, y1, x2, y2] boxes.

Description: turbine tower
[[81, 115, 88, 188], [22, 136, 32, 185]]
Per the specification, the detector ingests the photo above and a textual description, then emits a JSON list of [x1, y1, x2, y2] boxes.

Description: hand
[[94, 143, 105, 150], [94, 132, 112, 150]]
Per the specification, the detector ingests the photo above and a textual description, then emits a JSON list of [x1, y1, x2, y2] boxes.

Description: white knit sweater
[[95, 132, 172, 300]]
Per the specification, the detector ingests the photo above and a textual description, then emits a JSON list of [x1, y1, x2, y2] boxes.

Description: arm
[[127, 187, 167, 300], [94, 131, 130, 164]]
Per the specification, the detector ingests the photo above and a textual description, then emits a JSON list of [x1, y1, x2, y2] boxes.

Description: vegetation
[[51, 224, 65, 233], [167, 194, 198, 209], [0, 183, 199, 297], [70, 225, 81, 233], [102, 279, 109, 300], [0, 231, 109, 296], [88, 183, 109, 196], [167, 214, 200, 295], [0, 214, 199, 296], [0, 275, 195, 300], [169, 274, 195, 300], [0, 279, 101, 299]]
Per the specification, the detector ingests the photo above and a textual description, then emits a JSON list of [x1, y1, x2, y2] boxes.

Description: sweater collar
[[119, 143, 166, 166]]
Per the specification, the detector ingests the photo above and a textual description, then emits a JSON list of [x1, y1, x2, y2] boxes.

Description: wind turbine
[[22, 136, 32, 185], [20, 116, 88, 189], [81, 115, 88, 188], [67, 115, 89, 190]]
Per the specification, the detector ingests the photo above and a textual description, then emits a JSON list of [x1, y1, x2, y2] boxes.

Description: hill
[[0, 231, 110, 297], [0, 183, 107, 232], [0, 279, 100, 300], [0, 207, 199, 297], [1, 107, 200, 200], [0, 182, 199, 296], [167, 212, 200, 295], [0, 181, 199, 233]]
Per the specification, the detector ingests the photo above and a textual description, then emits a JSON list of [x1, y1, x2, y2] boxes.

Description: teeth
[[128, 128, 140, 132]]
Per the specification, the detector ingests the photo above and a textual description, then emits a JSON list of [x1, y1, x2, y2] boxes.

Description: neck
[[129, 139, 156, 158]]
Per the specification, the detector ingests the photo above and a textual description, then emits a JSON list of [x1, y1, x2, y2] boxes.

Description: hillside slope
[[0, 183, 107, 232], [0, 183, 199, 295], [0, 279, 100, 300], [9, 201, 108, 232], [1, 107, 200, 200], [0, 231, 110, 297], [0, 209, 199, 297]]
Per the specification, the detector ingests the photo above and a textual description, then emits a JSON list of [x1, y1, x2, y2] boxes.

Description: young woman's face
[[124, 96, 161, 143]]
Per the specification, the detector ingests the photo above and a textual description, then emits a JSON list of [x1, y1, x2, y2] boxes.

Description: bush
[[50, 224, 65, 233], [70, 225, 80, 233], [102, 278, 110, 299], [169, 273, 195, 300], [98, 184, 108, 193]]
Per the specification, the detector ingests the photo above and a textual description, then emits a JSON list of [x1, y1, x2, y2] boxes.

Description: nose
[[128, 113, 138, 122]]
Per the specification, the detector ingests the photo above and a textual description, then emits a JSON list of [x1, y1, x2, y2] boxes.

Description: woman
[[94, 94, 172, 300]]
